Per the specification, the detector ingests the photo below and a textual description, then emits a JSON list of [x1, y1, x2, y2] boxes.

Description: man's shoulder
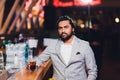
[[75, 36, 89, 44], [75, 37, 91, 49]]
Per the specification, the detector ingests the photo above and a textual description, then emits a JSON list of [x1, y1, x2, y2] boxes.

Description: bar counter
[[9, 59, 52, 80], [0, 48, 52, 80], [17, 59, 51, 80]]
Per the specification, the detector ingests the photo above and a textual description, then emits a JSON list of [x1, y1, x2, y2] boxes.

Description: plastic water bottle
[[24, 44, 29, 65]]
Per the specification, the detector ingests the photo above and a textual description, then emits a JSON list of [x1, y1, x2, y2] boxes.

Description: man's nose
[[61, 28, 65, 32]]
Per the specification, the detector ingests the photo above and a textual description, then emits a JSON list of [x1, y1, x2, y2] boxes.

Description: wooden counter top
[[2, 48, 52, 80], [14, 59, 52, 80]]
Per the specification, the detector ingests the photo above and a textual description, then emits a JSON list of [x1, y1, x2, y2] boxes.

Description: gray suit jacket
[[37, 36, 97, 80]]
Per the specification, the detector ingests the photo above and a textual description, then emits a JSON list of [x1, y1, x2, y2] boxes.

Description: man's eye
[[58, 27, 62, 30], [64, 26, 69, 28]]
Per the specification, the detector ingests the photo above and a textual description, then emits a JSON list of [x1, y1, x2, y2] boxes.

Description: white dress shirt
[[61, 44, 72, 65], [60, 36, 74, 65]]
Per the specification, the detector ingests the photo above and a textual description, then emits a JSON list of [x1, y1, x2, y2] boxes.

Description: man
[[36, 15, 97, 80]]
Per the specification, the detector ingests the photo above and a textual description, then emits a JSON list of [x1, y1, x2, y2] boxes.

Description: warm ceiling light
[[81, 0, 93, 3], [115, 17, 120, 23]]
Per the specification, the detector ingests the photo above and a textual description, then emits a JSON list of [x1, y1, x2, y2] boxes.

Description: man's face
[[57, 20, 74, 41]]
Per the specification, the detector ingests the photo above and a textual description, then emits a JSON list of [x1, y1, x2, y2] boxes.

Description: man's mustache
[[61, 32, 67, 35]]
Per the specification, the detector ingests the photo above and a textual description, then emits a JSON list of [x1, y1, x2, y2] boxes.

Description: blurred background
[[0, 0, 120, 80]]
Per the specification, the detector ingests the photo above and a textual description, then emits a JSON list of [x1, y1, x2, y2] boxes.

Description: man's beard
[[59, 32, 73, 42]]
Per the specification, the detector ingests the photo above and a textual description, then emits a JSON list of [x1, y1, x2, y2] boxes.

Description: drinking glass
[[28, 55, 37, 71]]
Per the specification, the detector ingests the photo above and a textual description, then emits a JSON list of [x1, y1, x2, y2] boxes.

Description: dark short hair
[[56, 15, 75, 28]]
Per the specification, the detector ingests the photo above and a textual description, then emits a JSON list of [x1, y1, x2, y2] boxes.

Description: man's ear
[[72, 28, 75, 34], [73, 28, 75, 32]]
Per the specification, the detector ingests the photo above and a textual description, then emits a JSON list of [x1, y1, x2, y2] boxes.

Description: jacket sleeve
[[36, 46, 51, 66], [36, 39, 58, 67], [84, 42, 98, 80]]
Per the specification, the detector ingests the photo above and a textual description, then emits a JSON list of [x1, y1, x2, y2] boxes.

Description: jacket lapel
[[68, 37, 80, 65], [55, 40, 67, 66]]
